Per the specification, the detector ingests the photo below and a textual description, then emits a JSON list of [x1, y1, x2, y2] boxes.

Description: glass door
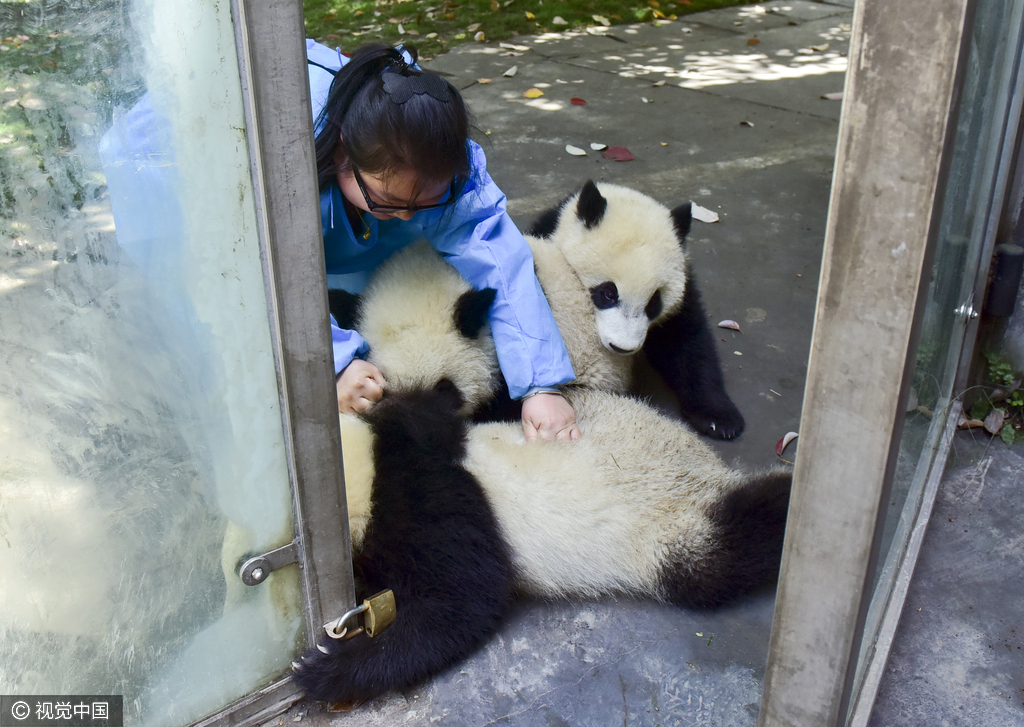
[[844, 1, 1024, 722], [0, 1, 345, 725]]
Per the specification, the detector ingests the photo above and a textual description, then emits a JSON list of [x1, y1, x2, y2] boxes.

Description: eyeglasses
[[351, 166, 456, 214]]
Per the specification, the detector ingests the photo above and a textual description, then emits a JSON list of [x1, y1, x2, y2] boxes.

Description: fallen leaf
[[565, 144, 587, 156], [649, 0, 660, 6], [652, 79, 666, 87], [499, 42, 531, 51], [524, 88, 545, 98], [821, 92, 843, 100], [552, 16, 569, 25], [478, 78, 493, 84], [653, 9, 666, 18], [983, 407, 1007, 435], [733, 351, 743, 356], [811, 43, 830, 52], [504, 65, 518, 77], [747, 37, 760, 45], [397, 22, 405, 33], [956, 413, 987, 429], [717, 320, 741, 332], [691, 202, 719, 223], [590, 142, 607, 150], [491, 0, 499, 9], [999, 423, 1015, 445], [776, 432, 798, 457], [474, 31, 486, 41], [593, 15, 611, 26], [525, 11, 535, 20], [642, 97, 651, 103], [571, 97, 587, 105], [602, 146, 634, 162], [740, 120, 754, 127], [467, 22, 482, 31], [661, 142, 668, 146]]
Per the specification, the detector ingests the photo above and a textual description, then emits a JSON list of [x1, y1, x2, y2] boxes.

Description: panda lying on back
[[526, 181, 746, 439], [295, 243, 790, 704]]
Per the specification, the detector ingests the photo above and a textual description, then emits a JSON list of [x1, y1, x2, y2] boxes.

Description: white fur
[[358, 241, 500, 414], [529, 183, 689, 385], [464, 388, 744, 598], [340, 413, 374, 548], [343, 242, 771, 602], [526, 235, 632, 392]]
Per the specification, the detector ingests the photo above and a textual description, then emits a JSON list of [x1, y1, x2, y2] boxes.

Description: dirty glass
[[0, 1, 304, 725], [845, 1, 1024, 722]]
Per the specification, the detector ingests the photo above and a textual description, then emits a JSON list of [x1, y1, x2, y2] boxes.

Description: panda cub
[[297, 243, 790, 704], [527, 181, 745, 439]]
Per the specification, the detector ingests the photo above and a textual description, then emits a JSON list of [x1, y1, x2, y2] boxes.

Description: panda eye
[[590, 282, 619, 310], [645, 289, 663, 320]]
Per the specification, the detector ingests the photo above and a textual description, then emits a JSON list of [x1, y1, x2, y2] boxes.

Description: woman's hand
[[521, 392, 581, 442], [336, 360, 386, 413]]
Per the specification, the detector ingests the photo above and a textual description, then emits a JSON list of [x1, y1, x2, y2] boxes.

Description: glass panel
[[0, 2, 304, 725], [845, 0, 1024, 719]]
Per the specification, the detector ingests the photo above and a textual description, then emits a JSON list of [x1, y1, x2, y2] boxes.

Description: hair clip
[[381, 72, 451, 104]]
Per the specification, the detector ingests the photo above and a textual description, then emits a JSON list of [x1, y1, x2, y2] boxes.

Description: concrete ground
[[274, 2, 1023, 725]]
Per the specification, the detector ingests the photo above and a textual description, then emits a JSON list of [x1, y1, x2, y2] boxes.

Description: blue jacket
[[308, 40, 574, 399]]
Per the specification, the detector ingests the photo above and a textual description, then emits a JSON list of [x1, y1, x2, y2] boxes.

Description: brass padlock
[[323, 589, 397, 640], [362, 589, 396, 637]]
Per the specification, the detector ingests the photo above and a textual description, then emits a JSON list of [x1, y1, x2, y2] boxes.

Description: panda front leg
[[643, 273, 745, 439]]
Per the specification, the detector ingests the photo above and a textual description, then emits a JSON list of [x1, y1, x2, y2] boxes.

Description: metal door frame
[[758, 0, 977, 724], [191, 1, 356, 724]]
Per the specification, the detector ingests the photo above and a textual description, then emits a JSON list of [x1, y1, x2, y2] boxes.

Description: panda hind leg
[[657, 468, 791, 608], [643, 275, 745, 440]]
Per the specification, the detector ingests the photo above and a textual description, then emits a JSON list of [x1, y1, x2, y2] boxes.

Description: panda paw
[[683, 400, 745, 440]]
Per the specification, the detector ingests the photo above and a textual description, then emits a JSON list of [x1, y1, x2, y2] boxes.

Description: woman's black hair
[[314, 44, 472, 200]]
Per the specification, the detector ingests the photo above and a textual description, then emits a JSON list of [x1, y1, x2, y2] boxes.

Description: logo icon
[[10, 701, 30, 721]]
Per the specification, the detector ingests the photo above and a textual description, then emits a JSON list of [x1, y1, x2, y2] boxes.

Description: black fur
[[589, 281, 619, 310], [576, 180, 607, 230], [291, 385, 514, 703], [658, 469, 791, 608], [470, 375, 523, 424], [670, 202, 692, 241], [328, 288, 362, 329], [454, 287, 497, 339], [528, 193, 573, 238], [643, 266, 745, 439]]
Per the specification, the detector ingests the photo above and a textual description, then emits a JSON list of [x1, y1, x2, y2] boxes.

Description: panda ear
[[454, 287, 497, 339], [576, 180, 607, 230], [671, 202, 693, 248], [328, 289, 361, 329]]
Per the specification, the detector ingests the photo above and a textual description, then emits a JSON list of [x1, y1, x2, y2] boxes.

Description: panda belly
[[464, 389, 735, 600]]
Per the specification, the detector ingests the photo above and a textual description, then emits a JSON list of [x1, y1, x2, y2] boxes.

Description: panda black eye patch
[[645, 289, 663, 320], [590, 281, 619, 309]]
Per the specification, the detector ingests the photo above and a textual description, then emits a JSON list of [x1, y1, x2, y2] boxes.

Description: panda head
[[334, 241, 501, 416], [531, 181, 691, 355]]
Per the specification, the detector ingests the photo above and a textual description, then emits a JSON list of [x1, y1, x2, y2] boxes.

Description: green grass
[[303, 0, 757, 59]]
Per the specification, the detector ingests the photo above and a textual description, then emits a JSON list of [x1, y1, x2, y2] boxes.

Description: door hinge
[[239, 540, 299, 586]]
